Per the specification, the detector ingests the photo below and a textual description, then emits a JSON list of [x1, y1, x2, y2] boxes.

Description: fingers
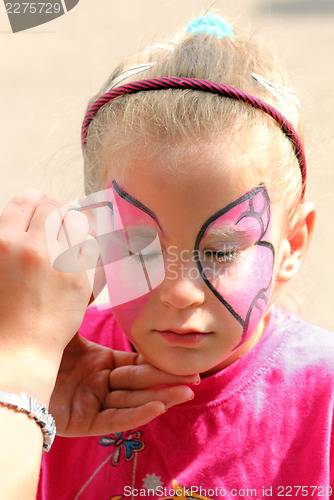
[[29, 196, 73, 238], [90, 402, 170, 435], [79, 235, 100, 290], [0, 190, 47, 231], [43, 201, 100, 286], [0, 190, 99, 280], [104, 385, 194, 411], [110, 350, 200, 388], [44, 201, 100, 291], [109, 361, 200, 391]]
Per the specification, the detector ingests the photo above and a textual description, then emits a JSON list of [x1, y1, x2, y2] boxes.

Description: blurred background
[[0, 0, 333, 329]]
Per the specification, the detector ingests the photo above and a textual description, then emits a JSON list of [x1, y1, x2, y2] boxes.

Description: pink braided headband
[[81, 77, 306, 198]]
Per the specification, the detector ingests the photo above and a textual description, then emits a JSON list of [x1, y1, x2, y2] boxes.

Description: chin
[[144, 355, 215, 377]]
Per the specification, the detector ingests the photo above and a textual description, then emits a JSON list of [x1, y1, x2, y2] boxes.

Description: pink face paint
[[101, 181, 164, 340], [194, 185, 274, 347]]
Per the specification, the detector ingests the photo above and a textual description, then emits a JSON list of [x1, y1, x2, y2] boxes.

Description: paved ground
[[0, 0, 333, 329]]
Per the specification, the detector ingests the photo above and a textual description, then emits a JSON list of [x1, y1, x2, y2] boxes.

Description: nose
[[159, 259, 206, 309]]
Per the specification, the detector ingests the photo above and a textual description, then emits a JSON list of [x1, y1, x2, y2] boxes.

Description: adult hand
[[0, 190, 94, 404], [50, 333, 199, 436], [0, 190, 94, 499]]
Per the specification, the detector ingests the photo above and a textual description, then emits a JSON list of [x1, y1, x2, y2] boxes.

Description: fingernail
[[187, 392, 195, 401], [160, 405, 168, 415], [192, 376, 201, 385]]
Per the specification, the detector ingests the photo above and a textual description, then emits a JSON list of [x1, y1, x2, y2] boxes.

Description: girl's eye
[[203, 249, 239, 264], [129, 251, 163, 262]]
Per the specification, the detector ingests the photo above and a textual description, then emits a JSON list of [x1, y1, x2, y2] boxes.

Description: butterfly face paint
[[101, 182, 274, 350], [55, 181, 274, 352], [194, 185, 274, 347]]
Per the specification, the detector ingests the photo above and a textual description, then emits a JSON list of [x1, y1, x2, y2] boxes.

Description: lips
[[160, 328, 206, 335], [156, 328, 211, 345]]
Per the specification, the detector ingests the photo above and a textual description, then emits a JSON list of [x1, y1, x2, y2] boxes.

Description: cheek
[[111, 293, 153, 343], [196, 185, 275, 348], [207, 244, 274, 349], [232, 245, 274, 346]]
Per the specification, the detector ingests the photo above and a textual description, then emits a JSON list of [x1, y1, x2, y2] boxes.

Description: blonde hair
[[83, 16, 304, 223]]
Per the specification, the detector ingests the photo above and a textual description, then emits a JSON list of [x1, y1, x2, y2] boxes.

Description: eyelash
[[203, 249, 239, 264], [128, 249, 240, 264], [128, 251, 162, 262]]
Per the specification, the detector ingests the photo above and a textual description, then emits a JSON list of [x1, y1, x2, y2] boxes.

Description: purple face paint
[[194, 185, 274, 347]]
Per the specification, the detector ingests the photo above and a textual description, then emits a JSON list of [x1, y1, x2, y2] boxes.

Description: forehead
[[100, 136, 270, 239], [102, 135, 265, 191], [100, 120, 272, 175]]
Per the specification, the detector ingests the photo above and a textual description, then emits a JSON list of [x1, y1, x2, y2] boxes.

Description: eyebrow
[[204, 226, 254, 239]]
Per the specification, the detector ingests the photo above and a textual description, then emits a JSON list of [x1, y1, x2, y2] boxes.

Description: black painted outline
[[112, 180, 162, 232], [194, 185, 275, 340]]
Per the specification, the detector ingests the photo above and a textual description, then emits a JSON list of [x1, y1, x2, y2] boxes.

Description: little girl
[[39, 13, 334, 499]]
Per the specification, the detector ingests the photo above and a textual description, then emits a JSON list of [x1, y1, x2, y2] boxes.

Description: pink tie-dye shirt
[[38, 306, 334, 499]]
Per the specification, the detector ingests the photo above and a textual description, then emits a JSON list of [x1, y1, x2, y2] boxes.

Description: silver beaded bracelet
[[0, 391, 56, 452]]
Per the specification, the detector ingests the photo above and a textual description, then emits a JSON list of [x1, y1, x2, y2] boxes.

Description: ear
[[276, 202, 316, 283]]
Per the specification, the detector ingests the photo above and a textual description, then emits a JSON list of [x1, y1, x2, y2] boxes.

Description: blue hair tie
[[185, 13, 234, 39]]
